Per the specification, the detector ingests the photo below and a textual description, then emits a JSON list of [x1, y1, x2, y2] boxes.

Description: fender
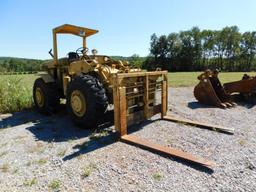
[[39, 73, 55, 83]]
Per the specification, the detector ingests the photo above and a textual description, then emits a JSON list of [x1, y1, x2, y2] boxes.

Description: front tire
[[67, 74, 108, 129], [33, 78, 60, 114]]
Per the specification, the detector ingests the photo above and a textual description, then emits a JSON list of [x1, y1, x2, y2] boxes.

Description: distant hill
[[0, 57, 42, 63], [0, 57, 45, 72]]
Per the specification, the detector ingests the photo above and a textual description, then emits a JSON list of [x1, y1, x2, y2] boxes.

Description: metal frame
[[113, 71, 234, 169], [52, 24, 98, 65]]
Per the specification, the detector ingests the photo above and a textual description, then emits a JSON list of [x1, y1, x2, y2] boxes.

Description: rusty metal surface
[[163, 115, 234, 134], [224, 76, 256, 94], [113, 71, 240, 169], [194, 70, 236, 108], [194, 69, 256, 107], [121, 135, 214, 168], [113, 72, 219, 169]]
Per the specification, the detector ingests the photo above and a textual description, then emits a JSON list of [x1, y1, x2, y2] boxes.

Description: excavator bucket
[[194, 70, 235, 108], [224, 74, 256, 104]]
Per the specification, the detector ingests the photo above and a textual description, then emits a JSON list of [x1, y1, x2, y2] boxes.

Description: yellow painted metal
[[53, 30, 58, 65], [52, 24, 98, 65], [83, 37, 86, 48], [68, 60, 93, 75], [70, 90, 86, 117], [53, 24, 98, 37], [63, 75, 71, 96], [35, 87, 44, 107]]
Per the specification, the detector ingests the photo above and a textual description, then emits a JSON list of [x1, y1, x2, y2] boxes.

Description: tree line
[[0, 58, 44, 73], [142, 26, 256, 72], [1, 26, 256, 73]]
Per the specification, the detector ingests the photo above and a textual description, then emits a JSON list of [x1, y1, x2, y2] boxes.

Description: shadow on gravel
[[27, 110, 115, 142], [63, 110, 121, 161], [1, 108, 214, 173], [237, 102, 256, 109], [0, 109, 44, 129], [188, 101, 256, 110], [187, 101, 216, 109], [170, 157, 214, 174], [63, 115, 156, 161]]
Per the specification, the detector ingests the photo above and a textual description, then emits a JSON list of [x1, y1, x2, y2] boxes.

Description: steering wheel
[[76, 47, 90, 59]]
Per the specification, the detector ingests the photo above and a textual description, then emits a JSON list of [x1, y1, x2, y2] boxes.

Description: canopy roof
[[53, 24, 98, 37]]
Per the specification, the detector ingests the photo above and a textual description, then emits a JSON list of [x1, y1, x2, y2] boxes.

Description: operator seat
[[68, 52, 79, 63]]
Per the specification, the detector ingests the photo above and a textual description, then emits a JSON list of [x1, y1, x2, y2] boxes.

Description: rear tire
[[33, 78, 60, 114], [67, 74, 108, 129]]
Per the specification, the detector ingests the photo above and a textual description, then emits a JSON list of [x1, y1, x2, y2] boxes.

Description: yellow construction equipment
[[33, 24, 233, 170]]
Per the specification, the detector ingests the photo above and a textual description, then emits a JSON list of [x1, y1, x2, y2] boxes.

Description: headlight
[[104, 57, 109, 62], [133, 88, 139, 94]]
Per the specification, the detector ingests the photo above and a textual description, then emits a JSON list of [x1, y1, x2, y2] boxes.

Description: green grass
[[168, 72, 256, 87], [0, 72, 255, 114], [0, 74, 37, 113]]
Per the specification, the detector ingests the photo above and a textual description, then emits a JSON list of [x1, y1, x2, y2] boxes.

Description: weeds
[[81, 162, 97, 179], [57, 148, 67, 157], [48, 142, 54, 148], [81, 167, 91, 178], [34, 158, 47, 165], [0, 151, 8, 158], [12, 167, 19, 174], [23, 177, 37, 187], [239, 139, 246, 146], [26, 158, 47, 166], [0, 76, 33, 113], [89, 130, 109, 140], [26, 161, 32, 166], [77, 141, 89, 150], [152, 172, 163, 181], [49, 179, 61, 190], [0, 142, 8, 148]]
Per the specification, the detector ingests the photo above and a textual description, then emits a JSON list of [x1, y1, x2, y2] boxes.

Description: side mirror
[[48, 49, 54, 58]]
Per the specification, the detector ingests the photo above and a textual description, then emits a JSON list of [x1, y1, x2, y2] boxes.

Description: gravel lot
[[0, 87, 255, 192]]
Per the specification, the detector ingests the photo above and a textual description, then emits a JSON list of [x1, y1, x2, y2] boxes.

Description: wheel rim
[[35, 87, 45, 107], [71, 90, 86, 117]]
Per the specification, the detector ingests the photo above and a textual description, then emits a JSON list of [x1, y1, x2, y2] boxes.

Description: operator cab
[[66, 46, 112, 65]]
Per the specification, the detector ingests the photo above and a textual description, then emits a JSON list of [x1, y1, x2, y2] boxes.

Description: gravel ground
[[0, 87, 255, 192]]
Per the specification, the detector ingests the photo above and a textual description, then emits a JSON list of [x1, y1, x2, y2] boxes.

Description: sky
[[1, 0, 256, 59]]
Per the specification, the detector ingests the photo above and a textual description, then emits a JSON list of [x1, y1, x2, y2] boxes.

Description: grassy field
[[0, 72, 255, 113], [168, 72, 256, 87], [0, 74, 38, 113]]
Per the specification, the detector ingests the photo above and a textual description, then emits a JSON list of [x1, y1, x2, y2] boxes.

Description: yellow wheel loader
[[33, 24, 234, 169], [33, 24, 143, 128]]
